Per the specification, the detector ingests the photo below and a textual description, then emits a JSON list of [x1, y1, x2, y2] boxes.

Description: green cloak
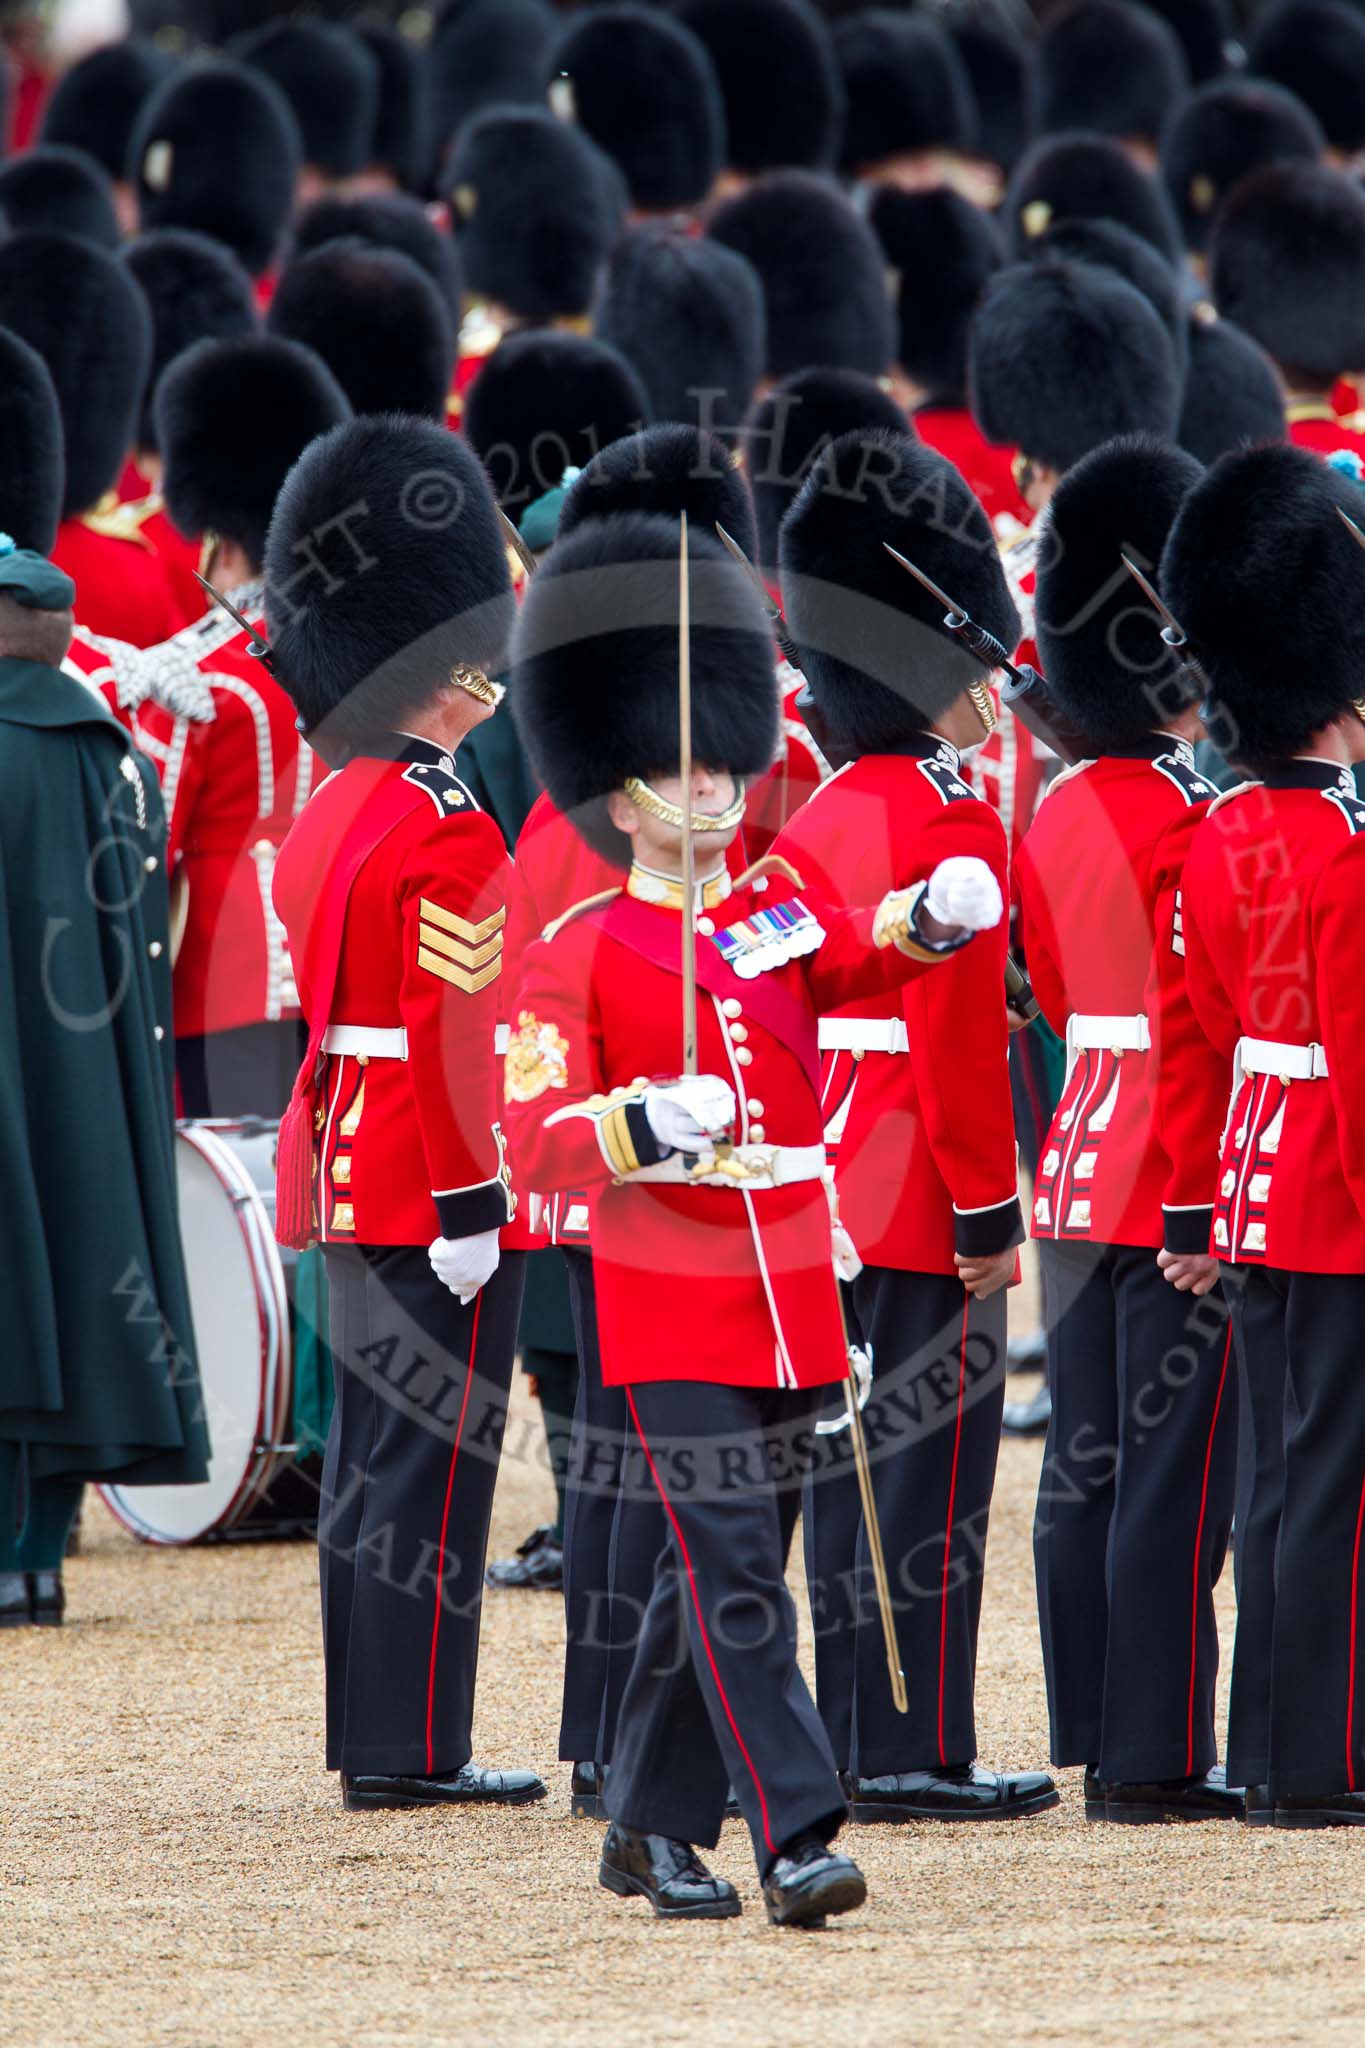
[[0, 658, 209, 1484]]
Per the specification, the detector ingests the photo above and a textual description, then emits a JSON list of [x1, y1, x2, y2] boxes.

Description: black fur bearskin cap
[[547, 4, 724, 213], [869, 185, 1004, 406], [291, 194, 463, 321], [1207, 160, 1365, 386], [130, 61, 301, 279], [267, 242, 455, 423], [463, 329, 651, 516], [1177, 310, 1286, 467], [1248, 0, 1365, 158], [0, 145, 120, 249], [446, 106, 622, 322], [121, 228, 258, 454], [675, 0, 843, 174], [1034, 0, 1189, 149], [744, 365, 906, 573], [233, 20, 378, 180], [40, 39, 176, 183], [1160, 77, 1324, 255], [1005, 130, 1183, 263], [594, 226, 765, 440], [557, 423, 758, 562], [0, 326, 65, 556]]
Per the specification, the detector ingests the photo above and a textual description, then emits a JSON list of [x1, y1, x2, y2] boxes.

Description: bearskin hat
[[948, 14, 1033, 175], [708, 171, 896, 383], [446, 107, 622, 322], [122, 229, 258, 454], [157, 336, 350, 566], [548, 5, 724, 213], [869, 186, 1004, 407], [355, 21, 429, 191], [594, 228, 765, 440], [1028, 216, 1187, 377], [0, 146, 119, 250], [463, 330, 651, 516], [267, 243, 455, 423], [779, 428, 1019, 745], [1035, 434, 1204, 749], [1208, 161, 1365, 385], [1177, 309, 1286, 467], [233, 21, 378, 181], [429, 0, 556, 157], [833, 11, 976, 174], [675, 0, 843, 174], [1006, 131, 1182, 262], [291, 194, 463, 321], [557, 424, 758, 561], [1248, 0, 1365, 158], [266, 415, 514, 751], [0, 328, 65, 557], [1161, 78, 1324, 255], [968, 259, 1181, 474], [131, 61, 301, 279], [0, 232, 151, 519], [1034, 1, 1188, 149], [1161, 441, 1365, 761], [39, 39, 175, 184], [1141, 0, 1234, 85], [745, 364, 906, 572], [511, 511, 779, 866]]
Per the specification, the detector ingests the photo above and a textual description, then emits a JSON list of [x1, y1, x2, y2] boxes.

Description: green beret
[[0, 533, 76, 610]]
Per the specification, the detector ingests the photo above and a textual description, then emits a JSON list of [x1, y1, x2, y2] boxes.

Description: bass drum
[[100, 1120, 314, 1544]]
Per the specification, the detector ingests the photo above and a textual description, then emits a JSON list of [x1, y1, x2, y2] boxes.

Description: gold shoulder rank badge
[[505, 1010, 570, 1102]]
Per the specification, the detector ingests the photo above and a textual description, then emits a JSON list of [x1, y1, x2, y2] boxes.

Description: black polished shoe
[[851, 1762, 1059, 1822], [343, 1763, 547, 1811], [0, 1571, 29, 1628], [1083, 1767, 1106, 1821], [1100, 1764, 1244, 1824], [1245, 1783, 1273, 1827], [484, 1523, 564, 1591], [25, 1570, 64, 1627], [599, 1822, 741, 1920], [571, 1761, 606, 1821], [1272, 1788, 1365, 1829], [763, 1838, 867, 1929], [1002, 1385, 1052, 1437]]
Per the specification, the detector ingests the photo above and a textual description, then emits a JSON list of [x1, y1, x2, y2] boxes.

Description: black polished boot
[[484, 1524, 564, 1591], [343, 1763, 547, 1810], [25, 1571, 64, 1627], [1083, 1767, 1106, 1820], [0, 1572, 29, 1628], [851, 1762, 1059, 1821], [599, 1822, 741, 1920], [1273, 1788, 1365, 1828], [1245, 1784, 1274, 1827], [762, 1838, 867, 1929], [1101, 1764, 1244, 1824], [571, 1761, 606, 1820]]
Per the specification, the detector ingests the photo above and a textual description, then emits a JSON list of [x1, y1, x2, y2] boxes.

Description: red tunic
[[1014, 741, 1225, 1251], [504, 866, 953, 1387], [1182, 761, 1365, 1273], [51, 510, 187, 649], [743, 667, 831, 859], [274, 739, 515, 1248], [133, 601, 322, 1038], [123, 497, 209, 634], [774, 744, 1021, 1274], [1287, 404, 1365, 466], [914, 406, 1031, 534]]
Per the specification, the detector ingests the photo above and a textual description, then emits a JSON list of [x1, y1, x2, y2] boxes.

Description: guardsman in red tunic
[[1163, 442, 1365, 1826], [1014, 437, 1240, 1823], [506, 509, 1005, 1924], [775, 429, 1056, 1822], [1209, 161, 1365, 471], [268, 416, 545, 1816], [130, 335, 350, 1117]]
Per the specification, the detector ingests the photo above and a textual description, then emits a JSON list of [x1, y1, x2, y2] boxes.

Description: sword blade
[[497, 505, 539, 582], [679, 511, 698, 1079], [1119, 551, 1189, 647], [192, 572, 275, 670]]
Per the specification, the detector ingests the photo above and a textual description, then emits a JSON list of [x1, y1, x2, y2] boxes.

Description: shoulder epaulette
[[1152, 751, 1220, 806], [541, 888, 622, 944], [733, 852, 806, 893], [1205, 779, 1261, 816], [402, 758, 480, 818], [77, 491, 156, 552], [1323, 782, 1365, 833], [917, 755, 980, 806], [1036, 756, 1095, 804]]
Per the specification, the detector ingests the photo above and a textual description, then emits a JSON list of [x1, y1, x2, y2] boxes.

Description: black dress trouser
[[318, 1243, 524, 1776], [605, 1378, 846, 1876], [804, 1268, 1007, 1777], [558, 1249, 665, 1764], [1033, 1239, 1237, 1782], [1224, 1265, 1365, 1796]]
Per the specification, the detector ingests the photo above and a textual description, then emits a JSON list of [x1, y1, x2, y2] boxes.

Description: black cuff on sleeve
[[953, 1196, 1026, 1259], [435, 1180, 512, 1238], [623, 1099, 670, 1168], [1163, 1205, 1215, 1256]]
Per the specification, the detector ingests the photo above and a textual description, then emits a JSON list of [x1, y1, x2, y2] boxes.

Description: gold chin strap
[[622, 775, 747, 833], [451, 662, 504, 709], [967, 678, 999, 736]]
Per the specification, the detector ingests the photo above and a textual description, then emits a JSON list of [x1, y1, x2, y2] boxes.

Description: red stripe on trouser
[[937, 1297, 971, 1767], [1185, 1322, 1233, 1777], [625, 1387, 776, 1856], [425, 1292, 483, 1776], [1347, 1469, 1365, 1792]]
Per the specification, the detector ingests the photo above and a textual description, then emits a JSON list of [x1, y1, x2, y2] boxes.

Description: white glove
[[644, 1075, 737, 1155], [925, 855, 1004, 933], [428, 1228, 501, 1304]]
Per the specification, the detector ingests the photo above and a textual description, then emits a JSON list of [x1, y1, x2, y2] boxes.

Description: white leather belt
[[1068, 1012, 1151, 1054], [632, 1142, 827, 1190], [1238, 1036, 1329, 1080], [322, 1025, 408, 1059], [818, 1019, 909, 1055]]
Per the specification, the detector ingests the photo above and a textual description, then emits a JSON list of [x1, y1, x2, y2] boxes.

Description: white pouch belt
[[1068, 1012, 1151, 1054], [1237, 1036, 1329, 1080], [322, 1024, 408, 1060], [632, 1141, 827, 1191], [818, 1019, 910, 1056]]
